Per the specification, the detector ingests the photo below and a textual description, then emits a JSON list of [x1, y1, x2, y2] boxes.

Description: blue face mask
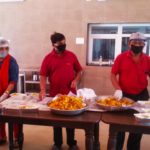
[[0, 50, 8, 58]]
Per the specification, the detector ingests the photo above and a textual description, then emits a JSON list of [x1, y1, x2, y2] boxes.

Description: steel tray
[[96, 96, 135, 111], [50, 107, 88, 116]]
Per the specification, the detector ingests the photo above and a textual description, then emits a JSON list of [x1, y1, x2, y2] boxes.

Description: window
[[88, 23, 150, 66]]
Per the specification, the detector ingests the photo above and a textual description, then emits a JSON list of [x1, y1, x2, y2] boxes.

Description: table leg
[[18, 124, 24, 150], [107, 125, 117, 150], [8, 123, 14, 150], [85, 128, 94, 150], [94, 123, 100, 150]]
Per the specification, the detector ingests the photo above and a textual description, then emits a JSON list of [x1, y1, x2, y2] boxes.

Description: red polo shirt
[[111, 50, 150, 94], [40, 49, 82, 97]]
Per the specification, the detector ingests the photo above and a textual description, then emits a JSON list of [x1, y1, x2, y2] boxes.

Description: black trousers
[[116, 88, 149, 150], [53, 127, 77, 147]]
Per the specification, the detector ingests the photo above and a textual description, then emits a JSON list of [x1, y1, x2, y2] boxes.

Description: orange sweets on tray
[[96, 97, 134, 107], [48, 95, 86, 110]]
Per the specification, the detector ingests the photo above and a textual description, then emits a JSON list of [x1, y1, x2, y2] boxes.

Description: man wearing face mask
[[0, 37, 20, 147], [39, 32, 83, 150], [111, 32, 150, 150]]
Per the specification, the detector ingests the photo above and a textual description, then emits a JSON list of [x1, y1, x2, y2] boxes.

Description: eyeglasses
[[0, 47, 9, 51]]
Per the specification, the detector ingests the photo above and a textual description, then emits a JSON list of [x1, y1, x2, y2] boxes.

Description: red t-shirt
[[0, 55, 10, 96], [40, 50, 82, 96], [111, 50, 150, 94]]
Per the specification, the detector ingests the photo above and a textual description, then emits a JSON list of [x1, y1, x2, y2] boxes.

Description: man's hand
[[39, 75, 47, 100], [0, 92, 9, 102], [71, 80, 77, 89], [114, 90, 123, 100], [39, 90, 46, 101]]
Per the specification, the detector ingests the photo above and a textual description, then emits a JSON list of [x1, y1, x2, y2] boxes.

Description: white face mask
[[0, 50, 8, 58]]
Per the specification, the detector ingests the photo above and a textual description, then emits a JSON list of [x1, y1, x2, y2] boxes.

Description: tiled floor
[[1, 122, 150, 150]]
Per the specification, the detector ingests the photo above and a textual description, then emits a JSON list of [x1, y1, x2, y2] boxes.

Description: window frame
[[87, 23, 150, 66]]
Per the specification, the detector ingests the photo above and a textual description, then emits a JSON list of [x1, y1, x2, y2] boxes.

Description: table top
[[0, 110, 101, 126], [101, 110, 150, 128]]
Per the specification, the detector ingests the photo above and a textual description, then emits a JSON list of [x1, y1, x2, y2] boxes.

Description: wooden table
[[101, 110, 150, 150], [0, 110, 101, 150]]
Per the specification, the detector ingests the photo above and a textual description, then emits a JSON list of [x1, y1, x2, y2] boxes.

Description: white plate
[[140, 108, 150, 113], [137, 101, 150, 105], [18, 105, 38, 109], [134, 113, 150, 119], [18, 105, 39, 113], [10, 93, 27, 100], [5, 105, 38, 109], [10, 93, 26, 97]]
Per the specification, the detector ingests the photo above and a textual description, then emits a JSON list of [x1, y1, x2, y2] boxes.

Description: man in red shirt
[[111, 32, 150, 150], [40, 32, 83, 150]]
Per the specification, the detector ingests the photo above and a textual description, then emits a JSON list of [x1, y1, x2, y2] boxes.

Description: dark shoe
[[51, 145, 61, 150], [0, 138, 7, 145], [69, 145, 79, 150], [13, 140, 19, 149]]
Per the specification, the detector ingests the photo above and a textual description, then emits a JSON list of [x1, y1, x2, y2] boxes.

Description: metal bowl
[[50, 107, 88, 116], [96, 96, 135, 111]]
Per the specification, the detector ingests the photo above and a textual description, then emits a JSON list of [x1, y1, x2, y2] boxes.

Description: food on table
[[32, 93, 39, 96], [10, 93, 27, 99], [27, 93, 39, 96], [10, 93, 18, 96], [18, 105, 36, 109], [96, 97, 134, 107], [47, 95, 86, 110]]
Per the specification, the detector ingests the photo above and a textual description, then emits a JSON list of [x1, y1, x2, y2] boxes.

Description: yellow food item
[[48, 95, 85, 110], [97, 97, 134, 107], [31, 93, 39, 96], [18, 106, 33, 109], [11, 93, 18, 96]]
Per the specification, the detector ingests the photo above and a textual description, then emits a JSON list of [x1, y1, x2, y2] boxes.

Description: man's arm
[[0, 83, 16, 102], [39, 75, 47, 100], [5, 83, 15, 93], [111, 73, 121, 90], [71, 70, 83, 89], [111, 73, 123, 100]]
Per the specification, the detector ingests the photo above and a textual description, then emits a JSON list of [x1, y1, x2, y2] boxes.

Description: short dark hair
[[50, 32, 65, 44]]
